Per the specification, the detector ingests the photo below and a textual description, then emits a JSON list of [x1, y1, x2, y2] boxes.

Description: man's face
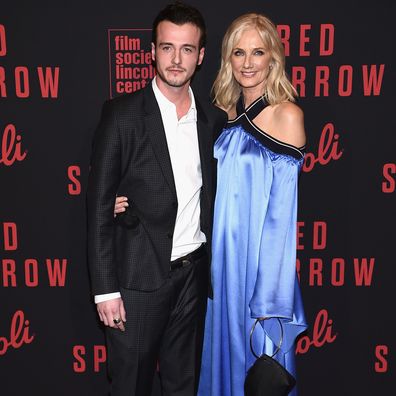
[[152, 21, 205, 89]]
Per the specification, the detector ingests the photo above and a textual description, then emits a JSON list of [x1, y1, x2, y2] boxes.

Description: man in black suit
[[87, 2, 226, 395]]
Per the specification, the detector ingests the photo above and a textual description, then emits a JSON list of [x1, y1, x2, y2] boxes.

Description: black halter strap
[[236, 96, 269, 120]]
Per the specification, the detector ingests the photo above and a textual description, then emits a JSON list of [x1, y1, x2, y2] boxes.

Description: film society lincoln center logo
[[108, 29, 155, 98]]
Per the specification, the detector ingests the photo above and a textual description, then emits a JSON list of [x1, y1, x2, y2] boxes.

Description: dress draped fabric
[[198, 97, 308, 396]]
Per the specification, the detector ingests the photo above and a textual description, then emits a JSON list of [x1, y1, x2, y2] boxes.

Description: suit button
[[167, 232, 173, 239]]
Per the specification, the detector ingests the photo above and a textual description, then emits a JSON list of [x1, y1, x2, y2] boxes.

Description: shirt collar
[[152, 76, 197, 121]]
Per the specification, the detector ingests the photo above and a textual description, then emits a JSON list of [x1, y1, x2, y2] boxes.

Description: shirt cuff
[[94, 292, 121, 304]]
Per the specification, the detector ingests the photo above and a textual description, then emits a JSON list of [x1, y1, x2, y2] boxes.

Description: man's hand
[[97, 297, 126, 332], [114, 196, 128, 217]]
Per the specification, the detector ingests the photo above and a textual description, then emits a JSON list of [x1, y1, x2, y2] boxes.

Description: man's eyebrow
[[158, 42, 197, 49]]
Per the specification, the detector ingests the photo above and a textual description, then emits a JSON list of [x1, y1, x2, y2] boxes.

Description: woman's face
[[230, 28, 272, 95]]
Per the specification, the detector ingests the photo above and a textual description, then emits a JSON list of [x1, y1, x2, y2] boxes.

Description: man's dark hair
[[152, 1, 207, 49]]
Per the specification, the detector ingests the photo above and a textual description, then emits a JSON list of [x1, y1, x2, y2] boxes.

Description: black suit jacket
[[87, 83, 227, 295]]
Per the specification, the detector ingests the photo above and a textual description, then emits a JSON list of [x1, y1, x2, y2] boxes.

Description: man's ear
[[197, 47, 205, 66], [151, 42, 156, 61]]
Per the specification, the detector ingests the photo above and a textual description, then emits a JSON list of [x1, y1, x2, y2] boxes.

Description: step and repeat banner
[[1, 1, 394, 395]]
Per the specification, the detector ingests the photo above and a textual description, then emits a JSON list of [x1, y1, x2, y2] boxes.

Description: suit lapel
[[196, 98, 213, 203], [143, 86, 177, 197], [143, 84, 213, 202]]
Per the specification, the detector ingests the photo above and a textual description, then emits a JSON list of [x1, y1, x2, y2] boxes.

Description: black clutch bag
[[244, 317, 296, 396]]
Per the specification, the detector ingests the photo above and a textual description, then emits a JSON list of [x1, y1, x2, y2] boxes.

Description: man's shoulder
[[195, 95, 227, 124], [106, 85, 148, 111], [96, 86, 156, 131]]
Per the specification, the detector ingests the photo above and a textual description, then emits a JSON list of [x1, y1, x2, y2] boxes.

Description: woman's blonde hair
[[213, 13, 297, 110]]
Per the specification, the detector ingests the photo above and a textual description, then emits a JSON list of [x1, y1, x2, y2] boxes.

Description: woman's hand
[[114, 196, 128, 217]]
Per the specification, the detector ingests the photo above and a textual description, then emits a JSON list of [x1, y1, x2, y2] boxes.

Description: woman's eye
[[233, 50, 244, 56]]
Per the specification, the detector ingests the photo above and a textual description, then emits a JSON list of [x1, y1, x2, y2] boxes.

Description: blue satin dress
[[198, 96, 308, 396]]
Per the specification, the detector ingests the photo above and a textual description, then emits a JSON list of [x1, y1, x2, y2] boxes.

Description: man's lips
[[167, 68, 185, 72]]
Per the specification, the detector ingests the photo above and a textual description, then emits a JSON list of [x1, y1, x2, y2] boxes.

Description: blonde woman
[[198, 13, 307, 396]]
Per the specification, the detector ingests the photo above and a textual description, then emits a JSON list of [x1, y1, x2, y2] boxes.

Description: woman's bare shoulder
[[271, 102, 306, 147]]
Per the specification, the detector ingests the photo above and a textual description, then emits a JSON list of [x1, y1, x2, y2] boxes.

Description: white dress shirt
[[95, 77, 205, 303]]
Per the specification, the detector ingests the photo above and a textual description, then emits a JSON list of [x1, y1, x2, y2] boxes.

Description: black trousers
[[106, 249, 209, 396]]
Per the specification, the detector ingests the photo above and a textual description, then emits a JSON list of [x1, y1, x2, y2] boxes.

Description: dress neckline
[[226, 95, 305, 160], [236, 95, 269, 120]]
